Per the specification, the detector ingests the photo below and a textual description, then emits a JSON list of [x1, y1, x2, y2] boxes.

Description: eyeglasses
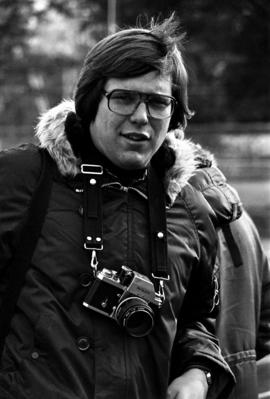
[[103, 89, 177, 120]]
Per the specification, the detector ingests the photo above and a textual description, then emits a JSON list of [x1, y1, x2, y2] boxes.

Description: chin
[[119, 158, 148, 171]]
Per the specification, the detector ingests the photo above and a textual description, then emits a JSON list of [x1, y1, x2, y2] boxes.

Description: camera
[[83, 266, 163, 337]]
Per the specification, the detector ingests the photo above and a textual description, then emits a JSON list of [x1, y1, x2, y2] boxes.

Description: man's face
[[89, 71, 172, 170]]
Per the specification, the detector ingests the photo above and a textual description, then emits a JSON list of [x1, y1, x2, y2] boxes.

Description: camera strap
[[81, 162, 169, 288], [0, 148, 55, 358], [148, 165, 169, 282], [81, 163, 104, 274]]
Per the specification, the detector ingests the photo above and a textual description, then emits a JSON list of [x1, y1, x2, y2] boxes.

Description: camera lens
[[114, 297, 154, 337]]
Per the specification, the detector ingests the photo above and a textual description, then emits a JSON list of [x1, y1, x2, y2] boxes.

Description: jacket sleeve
[[254, 225, 270, 359], [170, 183, 236, 398], [258, 255, 270, 354], [0, 145, 41, 290], [239, 212, 270, 394], [217, 211, 270, 359], [170, 167, 244, 397], [215, 210, 270, 395]]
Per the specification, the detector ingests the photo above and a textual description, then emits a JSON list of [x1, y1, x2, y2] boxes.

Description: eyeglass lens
[[107, 90, 175, 119]]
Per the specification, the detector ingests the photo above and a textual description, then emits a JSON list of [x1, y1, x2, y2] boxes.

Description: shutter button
[[77, 337, 90, 352]]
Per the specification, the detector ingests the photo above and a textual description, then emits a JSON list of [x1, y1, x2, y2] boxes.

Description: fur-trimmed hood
[[35, 99, 214, 205]]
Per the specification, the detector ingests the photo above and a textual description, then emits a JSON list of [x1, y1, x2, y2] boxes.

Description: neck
[[104, 158, 146, 185], [81, 136, 146, 184]]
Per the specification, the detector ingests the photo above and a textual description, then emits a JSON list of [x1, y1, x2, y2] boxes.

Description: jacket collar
[[35, 99, 208, 205]]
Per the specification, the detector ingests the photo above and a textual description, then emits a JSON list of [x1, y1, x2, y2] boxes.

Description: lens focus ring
[[114, 297, 154, 338]]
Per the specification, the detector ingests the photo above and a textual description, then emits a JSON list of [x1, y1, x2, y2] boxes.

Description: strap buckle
[[84, 243, 103, 251], [151, 273, 170, 281], [151, 276, 169, 308], [84, 236, 103, 251], [81, 164, 103, 175]]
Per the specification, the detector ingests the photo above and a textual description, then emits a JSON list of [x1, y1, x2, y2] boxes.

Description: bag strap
[[0, 148, 54, 358], [221, 224, 243, 268]]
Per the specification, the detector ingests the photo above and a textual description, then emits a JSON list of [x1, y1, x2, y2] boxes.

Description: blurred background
[[0, 0, 269, 256]]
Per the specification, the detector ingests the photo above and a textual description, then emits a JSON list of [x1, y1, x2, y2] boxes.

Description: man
[[217, 212, 270, 399], [189, 145, 270, 398], [0, 16, 241, 399]]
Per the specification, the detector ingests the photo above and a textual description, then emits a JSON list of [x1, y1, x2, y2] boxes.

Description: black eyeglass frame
[[103, 89, 177, 119]]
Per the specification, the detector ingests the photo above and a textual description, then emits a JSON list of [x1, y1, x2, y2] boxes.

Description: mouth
[[121, 132, 150, 142]]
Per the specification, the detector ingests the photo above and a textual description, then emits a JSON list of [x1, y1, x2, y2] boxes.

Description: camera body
[[83, 265, 162, 337]]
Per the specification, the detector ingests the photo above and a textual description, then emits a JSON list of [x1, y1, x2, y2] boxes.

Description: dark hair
[[74, 14, 193, 131]]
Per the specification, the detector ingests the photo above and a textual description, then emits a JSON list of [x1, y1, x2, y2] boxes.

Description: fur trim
[[35, 100, 80, 177], [35, 99, 210, 204], [164, 130, 200, 205]]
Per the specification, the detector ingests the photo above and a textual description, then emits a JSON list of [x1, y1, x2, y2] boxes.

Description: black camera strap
[[81, 162, 169, 283], [81, 163, 104, 250], [81, 163, 104, 273], [148, 165, 169, 281]]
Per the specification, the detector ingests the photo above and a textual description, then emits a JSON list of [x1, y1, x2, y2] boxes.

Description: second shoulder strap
[[0, 148, 55, 358]]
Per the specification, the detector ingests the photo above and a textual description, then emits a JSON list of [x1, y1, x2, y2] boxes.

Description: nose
[[129, 101, 149, 124]]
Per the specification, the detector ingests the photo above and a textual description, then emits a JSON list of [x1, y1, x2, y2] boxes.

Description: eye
[[110, 90, 136, 105], [148, 95, 171, 109]]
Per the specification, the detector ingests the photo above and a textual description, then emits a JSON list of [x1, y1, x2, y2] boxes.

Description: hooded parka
[[0, 101, 241, 399], [216, 211, 270, 398], [188, 146, 270, 398]]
